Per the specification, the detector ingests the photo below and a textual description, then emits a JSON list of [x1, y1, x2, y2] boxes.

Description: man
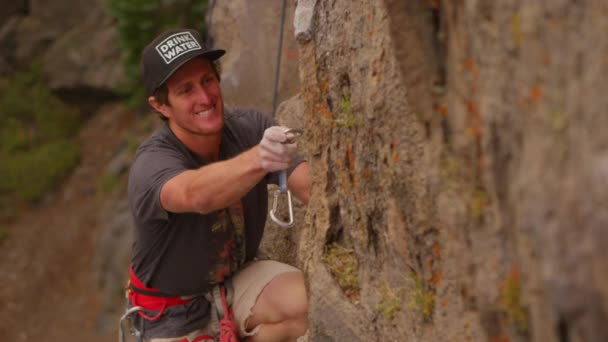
[[126, 28, 310, 342]]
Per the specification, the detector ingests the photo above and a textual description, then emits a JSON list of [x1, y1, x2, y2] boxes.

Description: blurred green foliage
[[0, 65, 81, 204], [106, 0, 209, 107]]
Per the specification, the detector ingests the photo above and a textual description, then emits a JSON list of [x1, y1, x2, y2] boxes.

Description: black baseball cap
[[141, 28, 225, 96]]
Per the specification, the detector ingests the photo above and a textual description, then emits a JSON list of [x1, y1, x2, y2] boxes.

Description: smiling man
[[125, 28, 310, 342]]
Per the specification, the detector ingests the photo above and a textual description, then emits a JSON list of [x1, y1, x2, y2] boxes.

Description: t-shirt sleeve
[[128, 144, 188, 223]]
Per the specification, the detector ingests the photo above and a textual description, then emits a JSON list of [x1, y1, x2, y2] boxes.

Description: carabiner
[[269, 188, 294, 228], [269, 128, 303, 228], [284, 128, 303, 144]]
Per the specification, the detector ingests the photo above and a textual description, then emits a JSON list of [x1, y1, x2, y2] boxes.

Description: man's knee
[[278, 272, 308, 319], [287, 316, 309, 339]]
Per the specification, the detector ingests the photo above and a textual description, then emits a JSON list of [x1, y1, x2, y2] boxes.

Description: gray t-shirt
[[128, 108, 302, 296]]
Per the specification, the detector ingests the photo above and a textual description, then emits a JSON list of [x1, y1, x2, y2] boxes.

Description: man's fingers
[[259, 126, 298, 172], [260, 141, 297, 157], [263, 126, 289, 143]]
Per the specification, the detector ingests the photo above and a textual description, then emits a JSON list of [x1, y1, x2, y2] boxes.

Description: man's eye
[[178, 87, 191, 94]]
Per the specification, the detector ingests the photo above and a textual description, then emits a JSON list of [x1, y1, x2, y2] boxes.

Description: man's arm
[[288, 162, 310, 205], [160, 146, 267, 214], [160, 126, 297, 215]]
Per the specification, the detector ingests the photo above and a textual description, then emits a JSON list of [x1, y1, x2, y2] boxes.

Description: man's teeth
[[195, 109, 213, 117]]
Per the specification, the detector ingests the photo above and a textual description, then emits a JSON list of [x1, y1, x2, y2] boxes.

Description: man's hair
[[152, 59, 222, 121]]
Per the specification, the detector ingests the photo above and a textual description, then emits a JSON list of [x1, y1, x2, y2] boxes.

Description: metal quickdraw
[[119, 305, 144, 342], [269, 128, 303, 228]]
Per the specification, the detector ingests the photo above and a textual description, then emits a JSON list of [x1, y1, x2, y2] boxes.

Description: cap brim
[[155, 49, 226, 94]]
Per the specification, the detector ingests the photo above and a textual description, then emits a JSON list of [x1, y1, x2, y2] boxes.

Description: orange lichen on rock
[[529, 84, 543, 104]]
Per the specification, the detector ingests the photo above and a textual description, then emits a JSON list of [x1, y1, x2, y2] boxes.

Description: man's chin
[[199, 122, 224, 135]]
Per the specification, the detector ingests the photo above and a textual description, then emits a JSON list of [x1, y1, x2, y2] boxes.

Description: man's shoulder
[[135, 124, 176, 155], [225, 107, 271, 124], [221, 107, 273, 151], [128, 124, 186, 195]]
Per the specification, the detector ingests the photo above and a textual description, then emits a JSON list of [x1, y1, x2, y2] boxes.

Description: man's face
[[153, 57, 224, 138]]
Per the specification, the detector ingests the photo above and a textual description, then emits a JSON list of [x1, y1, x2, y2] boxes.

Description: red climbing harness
[[125, 266, 239, 342], [126, 266, 191, 321]]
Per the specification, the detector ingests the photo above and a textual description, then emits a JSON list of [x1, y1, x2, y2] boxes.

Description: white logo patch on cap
[[155, 32, 202, 64]]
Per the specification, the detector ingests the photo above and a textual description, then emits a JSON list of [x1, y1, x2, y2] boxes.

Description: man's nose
[[194, 85, 212, 104]]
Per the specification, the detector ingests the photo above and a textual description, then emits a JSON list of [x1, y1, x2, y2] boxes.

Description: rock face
[[293, 1, 608, 341]]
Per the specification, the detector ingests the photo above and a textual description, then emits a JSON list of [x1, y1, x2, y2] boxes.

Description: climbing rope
[[218, 286, 239, 342], [272, 0, 288, 116]]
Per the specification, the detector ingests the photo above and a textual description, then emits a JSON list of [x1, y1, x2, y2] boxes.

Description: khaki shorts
[[149, 260, 300, 342]]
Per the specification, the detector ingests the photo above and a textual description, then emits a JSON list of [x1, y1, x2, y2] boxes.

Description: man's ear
[[149, 96, 171, 119]]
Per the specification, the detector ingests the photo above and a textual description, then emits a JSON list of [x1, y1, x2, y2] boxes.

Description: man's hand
[[259, 126, 298, 172]]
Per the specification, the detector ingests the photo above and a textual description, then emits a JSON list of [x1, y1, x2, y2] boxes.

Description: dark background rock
[[209, 0, 300, 114], [0, 0, 125, 114]]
